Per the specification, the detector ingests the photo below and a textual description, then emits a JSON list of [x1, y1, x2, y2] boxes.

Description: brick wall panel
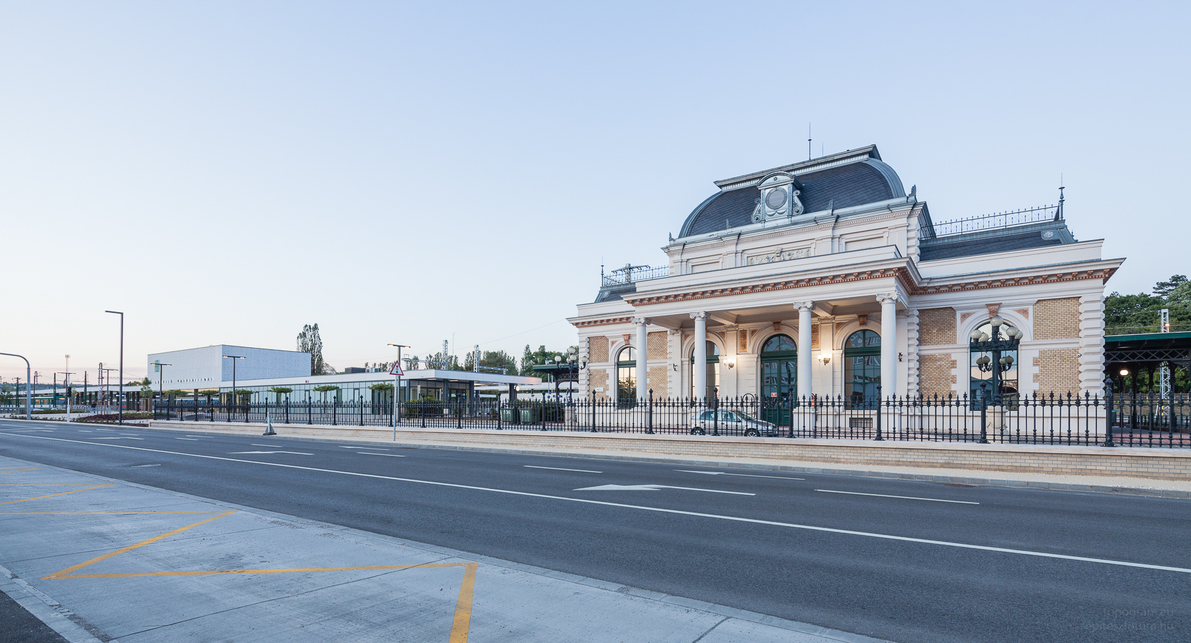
[[589, 337, 609, 363], [919, 354, 957, 399], [1036, 348, 1081, 394], [918, 308, 957, 346], [647, 332, 667, 360], [1035, 298, 1081, 340]]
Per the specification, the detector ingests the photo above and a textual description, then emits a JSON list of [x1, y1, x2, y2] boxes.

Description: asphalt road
[[1, 419, 1188, 643]]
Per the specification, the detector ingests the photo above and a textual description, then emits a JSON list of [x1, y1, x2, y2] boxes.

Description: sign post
[[388, 344, 407, 439]]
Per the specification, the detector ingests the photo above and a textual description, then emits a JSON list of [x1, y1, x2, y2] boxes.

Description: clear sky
[[2, 1, 1188, 384]]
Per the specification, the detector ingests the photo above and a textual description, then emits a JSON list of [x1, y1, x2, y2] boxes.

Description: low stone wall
[[149, 420, 1191, 481]]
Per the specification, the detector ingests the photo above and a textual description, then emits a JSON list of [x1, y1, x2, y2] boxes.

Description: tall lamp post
[[0, 353, 32, 420], [222, 355, 246, 422], [387, 343, 408, 436], [156, 362, 172, 401], [969, 315, 1022, 408], [104, 311, 124, 424]]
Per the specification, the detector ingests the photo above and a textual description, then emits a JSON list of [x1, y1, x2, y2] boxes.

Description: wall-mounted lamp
[[1119, 369, 1130, 377], [672, 364, 678, 372], [817, 353, 831, 365], [899, 352, 904, 362], [725, 360, 735, 369]]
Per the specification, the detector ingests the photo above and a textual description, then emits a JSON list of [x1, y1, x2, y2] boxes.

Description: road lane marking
[[340, 445, 388, 450], [94, 437, 143, 440], [11, 433, 1191, 576], [815, 489, 980, 505], [524, 465, 601, 474], [575, 484, 754, 495], [185, 435, 213, 438], [0, 468, 41, 474], [229, 450, 313, 456], [252, 443, 284, 447], [176, 438, 198, 441], [676, 470, 804, 481], [358, 452, 405, 457], [0, 485, 112, 505]]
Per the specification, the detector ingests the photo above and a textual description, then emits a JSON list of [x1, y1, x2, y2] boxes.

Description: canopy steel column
[[634, 317, 649, 403], [795, 302, 813, 402], [691, 312, 707, 401], [877, 294, 899, 399], [0, 353, 31, 420]]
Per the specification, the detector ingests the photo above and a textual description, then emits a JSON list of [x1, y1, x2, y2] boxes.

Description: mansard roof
[[677, 145, 906, 238]]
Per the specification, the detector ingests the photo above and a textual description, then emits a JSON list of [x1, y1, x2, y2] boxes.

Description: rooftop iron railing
[[921, 203, 1062, 241], [601, 264, 670, 288]]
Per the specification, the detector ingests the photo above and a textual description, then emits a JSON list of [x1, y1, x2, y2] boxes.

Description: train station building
[[569, 145, 1124, 404]]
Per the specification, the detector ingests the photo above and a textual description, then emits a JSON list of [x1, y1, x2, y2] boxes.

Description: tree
[[312, 384, 339, 403], [297, 324, 327, 375], [518, 344, 573, 378], [268, 386, 293, 401], [464, 350, 517, 374], [1152, 275, 1188, 299]]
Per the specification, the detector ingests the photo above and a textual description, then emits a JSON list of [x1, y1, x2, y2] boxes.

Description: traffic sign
[[390, 362, 404, 376]]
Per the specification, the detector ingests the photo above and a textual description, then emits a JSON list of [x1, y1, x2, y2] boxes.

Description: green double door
[[760, 335, 797, 426]]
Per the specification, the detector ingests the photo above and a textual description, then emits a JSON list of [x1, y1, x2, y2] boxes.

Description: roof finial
[[808, 123, 812, 161], [1058, 174, 1065, 220]]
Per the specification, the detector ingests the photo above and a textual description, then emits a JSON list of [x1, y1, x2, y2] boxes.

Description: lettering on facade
[[747, 248, 811, 266]]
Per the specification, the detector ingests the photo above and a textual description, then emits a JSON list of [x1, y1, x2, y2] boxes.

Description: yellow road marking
[[56, 561, 469, 579], [43, 510, 237, 579], [0, 484, 101, 486], [0, 468, 40, 474], [1, 511, 225, 515], [0, 485, 112, 505], [451, 562, 478, 643]]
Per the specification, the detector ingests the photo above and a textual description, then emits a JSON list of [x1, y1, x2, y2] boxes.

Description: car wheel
[[744, 428, 760, 437], [690, 427, 706, 435]]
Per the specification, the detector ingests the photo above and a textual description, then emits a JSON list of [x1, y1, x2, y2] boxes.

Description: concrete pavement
[[0, 454, 889, 643]]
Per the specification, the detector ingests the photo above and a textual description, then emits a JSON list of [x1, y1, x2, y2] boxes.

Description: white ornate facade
[[569, 146, 1123, 403]]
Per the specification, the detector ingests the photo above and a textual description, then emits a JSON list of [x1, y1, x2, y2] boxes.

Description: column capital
[[689, 311, 706, 320], [792, 301, 814, 311], [876, 293, 899, 305], [633, 316, 648, 325]]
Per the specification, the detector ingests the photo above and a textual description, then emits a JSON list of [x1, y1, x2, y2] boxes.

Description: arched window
[[969, 319, 1019, 404], [688, 341, 720, 400], [616, 347, 636, 407], [844, 330, 881, 406]]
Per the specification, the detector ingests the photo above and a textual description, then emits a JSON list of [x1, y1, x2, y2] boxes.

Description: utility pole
[[388, 344, 408, 436]]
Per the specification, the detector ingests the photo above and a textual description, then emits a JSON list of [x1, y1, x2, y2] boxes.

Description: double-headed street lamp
[[105, 311, 124, 424], [222, 355, 246, 421], [969, 315, 1022, 408]]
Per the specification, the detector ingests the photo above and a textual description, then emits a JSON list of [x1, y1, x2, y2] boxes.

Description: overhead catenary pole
[[105, 311, 124, 425], [0, 353, 32, 420]]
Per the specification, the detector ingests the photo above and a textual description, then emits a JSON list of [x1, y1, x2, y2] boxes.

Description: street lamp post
[[387, 344, 409, 438], [222, 355, 246, 422], [969, 315, 1022, 418], [105, 311, 124, 424], [0, 353, 32, 420], [156, 362, 172, 401]]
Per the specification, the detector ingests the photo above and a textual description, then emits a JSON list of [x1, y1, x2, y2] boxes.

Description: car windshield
[[734, 411, 759, 422]]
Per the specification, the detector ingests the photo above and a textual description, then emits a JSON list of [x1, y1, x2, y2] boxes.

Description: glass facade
[[616, 347, 636, 407]]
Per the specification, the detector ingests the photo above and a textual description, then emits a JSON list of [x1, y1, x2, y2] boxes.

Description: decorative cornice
[[573, 315, 635, 328], [625, 267, 908, 306], [617, 264, 1119, 310]]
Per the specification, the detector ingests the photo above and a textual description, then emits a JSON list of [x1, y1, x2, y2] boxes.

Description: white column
[[877, 293, 899, 399], [794, 302, 813, 402], [634, 317, 649, 402], [691, 312, 707, 401]]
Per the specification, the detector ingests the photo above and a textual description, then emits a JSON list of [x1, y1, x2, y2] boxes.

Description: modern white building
[[217, 369, 539, 405], [569, 145, 1123, 404], [146, 345, 311, 391]]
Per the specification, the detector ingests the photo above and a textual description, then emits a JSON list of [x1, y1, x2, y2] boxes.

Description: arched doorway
[[689, 341, 720, 401], [844, 330, 881, 406], [760, 334, 797, 425]]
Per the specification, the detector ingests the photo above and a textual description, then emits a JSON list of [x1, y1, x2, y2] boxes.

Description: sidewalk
[[0, 454, 889, 643]]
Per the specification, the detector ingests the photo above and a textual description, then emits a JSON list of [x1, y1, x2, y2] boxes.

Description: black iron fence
[[151, 388, 1191, 448]]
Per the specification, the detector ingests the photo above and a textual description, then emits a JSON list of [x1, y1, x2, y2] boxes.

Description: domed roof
[[678, 145, 906, 238]]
